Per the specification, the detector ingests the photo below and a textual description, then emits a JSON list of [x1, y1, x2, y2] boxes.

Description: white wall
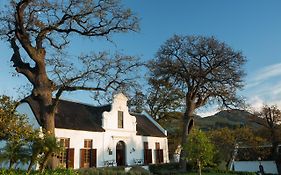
[[55, 93, 169, 168], [55, 128, 169, 168], [233, 161, 278, 174]]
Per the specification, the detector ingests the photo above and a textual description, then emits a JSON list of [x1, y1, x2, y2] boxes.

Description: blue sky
[[1, 0, 281, 116]]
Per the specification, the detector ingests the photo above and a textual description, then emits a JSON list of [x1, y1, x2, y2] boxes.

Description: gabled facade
[[17, 93, 169, 169]]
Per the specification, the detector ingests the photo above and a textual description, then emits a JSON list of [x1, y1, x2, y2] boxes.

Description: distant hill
[[195, 109, 265, 131], [158, 109, 265, 132], [157, 109, 266, 159]]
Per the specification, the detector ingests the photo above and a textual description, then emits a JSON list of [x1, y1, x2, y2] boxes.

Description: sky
[[0, 0, 281, 116]]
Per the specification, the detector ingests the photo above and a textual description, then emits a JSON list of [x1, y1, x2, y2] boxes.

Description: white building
[[17, 93, 169, 169]]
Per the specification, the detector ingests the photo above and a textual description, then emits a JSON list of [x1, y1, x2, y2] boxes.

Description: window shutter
[[80, 149, 85, 168], [144, 149, 152, 165], [66, 148, 74, 168], [90, 149, 97, 167], [148, 149, 152, 164], [144, 149, 148, 165]]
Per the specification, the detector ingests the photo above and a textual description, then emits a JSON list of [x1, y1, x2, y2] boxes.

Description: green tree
[[0, 95, 34, 169], [184, 128, 215, 175], [148, 35, 246, 169], [208, 127, 268, 169], [255, 105, 281, 174], [38, 135, 62, 173]]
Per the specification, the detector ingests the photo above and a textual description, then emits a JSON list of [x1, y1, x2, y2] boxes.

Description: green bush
[[149, 163, 189, 174], [77, 168, 126, 175], [0, 168, 79, 175], [202, 168, 256, 175], [127, 166, 149, 175]]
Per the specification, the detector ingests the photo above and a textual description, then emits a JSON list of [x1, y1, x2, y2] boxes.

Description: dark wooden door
[[116, 141, 126, 166]]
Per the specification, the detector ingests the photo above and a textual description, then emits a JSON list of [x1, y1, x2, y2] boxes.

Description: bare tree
[[0, 0, 139, 135], [0, 1, 140, 168], [255, 105, 281, 174], [146, 78, 184, 119], [148, 35, 246, 170], [128, 79, 184, 119]]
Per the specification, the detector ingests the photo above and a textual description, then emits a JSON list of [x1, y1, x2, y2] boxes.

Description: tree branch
[[10, 37, 35, 84]]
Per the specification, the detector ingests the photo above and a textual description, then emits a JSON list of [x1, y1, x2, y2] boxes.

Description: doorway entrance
[[116, 141, 126, 166]]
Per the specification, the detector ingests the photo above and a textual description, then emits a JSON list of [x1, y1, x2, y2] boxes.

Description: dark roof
[[134, 114, 166, 137], [23, 97, 166, 137], [23, 97, 110, 132]]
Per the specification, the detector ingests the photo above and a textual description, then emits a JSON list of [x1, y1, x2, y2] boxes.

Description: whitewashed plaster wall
[[55, 129, 169, 168], [233, 161, 278, 174]]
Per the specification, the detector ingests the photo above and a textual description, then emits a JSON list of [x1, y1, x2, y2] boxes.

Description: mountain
[[195, 109, 265, 131], [158, 109, 265, 132], [157, 109, 266, 159]]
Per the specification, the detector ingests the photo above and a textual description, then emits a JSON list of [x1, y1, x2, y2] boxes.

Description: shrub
[[77, 167, 126, 175], [0, 168, 79, 175], [202, 168, 256, 175], [127, 166, 149, 175], [149, 163, 191, 174]]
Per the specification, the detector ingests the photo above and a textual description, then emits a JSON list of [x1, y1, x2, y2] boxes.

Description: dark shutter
[[66, 148, 74, 168], [144, 149, 152, 165], [147, 149, 152, 164], [90, 149, 97, 167], [143, 149, 148, 165], [155, 149, 163, 164], [80, 149, 85, 168]]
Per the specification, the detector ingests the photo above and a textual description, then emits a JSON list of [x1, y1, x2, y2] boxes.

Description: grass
[[0, 167, 257, 175]]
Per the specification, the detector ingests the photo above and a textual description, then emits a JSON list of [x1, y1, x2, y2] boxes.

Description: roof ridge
[[56, 97, 111, 108]]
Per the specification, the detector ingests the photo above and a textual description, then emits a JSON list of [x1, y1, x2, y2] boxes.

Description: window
[[143, 142, 152, 165], [80, 139, 96, 168], [155, 142, 163, 163], [144, 142, 148, 149], [118, 111, 124, 128], [84, 139, 92, 168], [59, 138, 70, 166], [155, 142, 160, 150]]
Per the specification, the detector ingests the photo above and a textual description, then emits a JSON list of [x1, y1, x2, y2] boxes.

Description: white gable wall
[[102, 93, 136, 132]]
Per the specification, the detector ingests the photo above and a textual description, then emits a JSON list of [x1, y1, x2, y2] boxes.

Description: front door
[[116, 141, 126, 166]]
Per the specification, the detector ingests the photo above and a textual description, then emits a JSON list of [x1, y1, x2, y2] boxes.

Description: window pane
[[118, 111, 124, 128], [144, 142, 148, 149], [155, 142, 160, 150], [84, 139, 93, 149]]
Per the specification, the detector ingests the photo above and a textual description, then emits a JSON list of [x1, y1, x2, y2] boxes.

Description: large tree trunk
[[179, 104, 195, 171], [271, 130, 281, 175], [32, 78, 57, 169]]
